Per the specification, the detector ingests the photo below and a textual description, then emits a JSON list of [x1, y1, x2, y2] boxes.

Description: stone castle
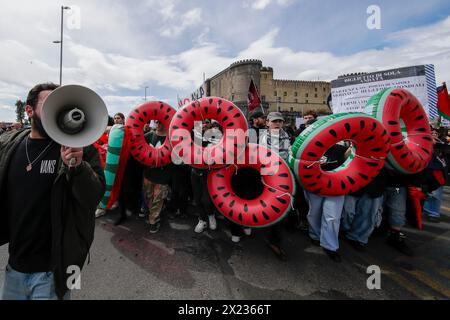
[[204, 59, 331, 122]]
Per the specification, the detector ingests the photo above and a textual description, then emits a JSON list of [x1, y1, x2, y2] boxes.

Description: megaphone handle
[[69, 158, 77, 168]]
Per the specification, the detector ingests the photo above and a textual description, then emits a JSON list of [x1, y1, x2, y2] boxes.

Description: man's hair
[[26, 83, 59, 110], [114, 113, 125, 120], [304, 110, 318, 119]]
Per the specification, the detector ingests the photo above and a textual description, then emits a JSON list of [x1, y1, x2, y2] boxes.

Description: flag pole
[[250, 76, 265, 115]]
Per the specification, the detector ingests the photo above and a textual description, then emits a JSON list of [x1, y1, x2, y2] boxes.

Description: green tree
[[15, 100, 26, 124]]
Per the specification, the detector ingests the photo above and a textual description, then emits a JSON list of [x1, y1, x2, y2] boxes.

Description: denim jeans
[[384, 187, 407, 228], [342, 194, 383, 245], [1, 265, 70, 300], [423, 187, 443, 218], [304, 191, 345, 252]]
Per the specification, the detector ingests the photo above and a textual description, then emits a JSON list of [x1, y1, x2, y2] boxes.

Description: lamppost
[[53, 6, 71, 85], [145, 86, 149, 101]]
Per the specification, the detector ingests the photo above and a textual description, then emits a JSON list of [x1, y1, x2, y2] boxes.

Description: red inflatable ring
[[169, 97, 248, 169], [126, 101, 176, 167], [365, 88, 433, 174], [289, 113, 391, 197], [208, 143, 296, 228]]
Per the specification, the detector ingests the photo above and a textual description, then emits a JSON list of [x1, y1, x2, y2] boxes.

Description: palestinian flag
[[437, 83, 450, 120]]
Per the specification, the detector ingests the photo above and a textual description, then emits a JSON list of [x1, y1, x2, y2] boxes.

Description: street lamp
[[53, 6, 71, 85], [145, 86, 149, 101]]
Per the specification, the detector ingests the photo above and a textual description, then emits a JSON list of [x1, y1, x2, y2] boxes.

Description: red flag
[[407, 186, 426, 230], [247, 79, 261, 112], [437, 83, 450, 120]]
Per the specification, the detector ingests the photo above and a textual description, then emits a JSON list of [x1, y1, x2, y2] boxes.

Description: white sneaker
[[244, 228, 252, 236], [138, 208, 147, 218], [95, 209, 106, 218], [111, 201, 119, 210], [194, 220, 207, 233], [208, 215, 217, 231], [231, 236, 241, 243], [126, 209, 133, 217]]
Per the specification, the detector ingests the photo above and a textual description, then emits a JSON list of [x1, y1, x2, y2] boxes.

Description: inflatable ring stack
[[99, 124, 129, 209], [208, 143, 296, 228], [126, 101, 176, 167], [93, 131, 109, 168], [364, 88, 433, 174], [289, 113, 390, 196], [169, 97, 248, 169]]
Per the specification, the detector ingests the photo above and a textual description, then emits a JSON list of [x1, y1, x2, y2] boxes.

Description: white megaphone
[[41, 85, 108, 148]]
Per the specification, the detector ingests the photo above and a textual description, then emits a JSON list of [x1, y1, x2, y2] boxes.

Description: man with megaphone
[[0, 83, 106, 300]]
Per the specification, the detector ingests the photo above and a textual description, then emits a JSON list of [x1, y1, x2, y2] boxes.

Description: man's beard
[[31, 113, 50, 139]]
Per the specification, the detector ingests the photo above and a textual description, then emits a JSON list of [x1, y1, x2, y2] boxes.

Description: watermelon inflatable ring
[[99, 124, 129, 210], [126, 101, 176, 167], [290, 113, 391, 197], [365, 88, 433, 174], [169, 97, 248, 169], [208, 143, 296, 228]]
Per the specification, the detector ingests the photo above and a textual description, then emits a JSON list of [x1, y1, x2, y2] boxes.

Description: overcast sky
[[1, 0, 450, 122]]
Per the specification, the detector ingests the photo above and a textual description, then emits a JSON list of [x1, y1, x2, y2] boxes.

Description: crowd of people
[[1, 82, 449, 300], [0, 122, 24, 134], [89, 107, 450, 264]]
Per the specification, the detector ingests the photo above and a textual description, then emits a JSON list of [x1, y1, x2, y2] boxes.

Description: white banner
[[331, 65, 438, 120], [178, 84, 206, 108]]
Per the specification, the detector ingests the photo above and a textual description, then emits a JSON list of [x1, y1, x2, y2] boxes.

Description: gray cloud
[[0, 1, 449, 122]]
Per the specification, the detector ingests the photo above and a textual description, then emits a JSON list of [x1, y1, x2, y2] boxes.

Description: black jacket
[[143, 131, 173, 185], [0, 129, 105, 299]]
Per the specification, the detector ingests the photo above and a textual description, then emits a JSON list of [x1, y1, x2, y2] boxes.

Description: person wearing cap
[[248, 110, 267, 144], [260, 112, 290, 162], [259, 112, 292, 260]]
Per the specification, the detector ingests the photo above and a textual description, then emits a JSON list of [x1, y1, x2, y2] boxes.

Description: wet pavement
[[1, 188, 450, 300]]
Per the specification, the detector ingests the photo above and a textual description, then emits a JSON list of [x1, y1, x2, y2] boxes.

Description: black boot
[[323, 248, 342, 263], [114, 205, 127, 227], [114, 215, 127, 227], [345, 238, 367, 252], [386, 229, 413, 256]]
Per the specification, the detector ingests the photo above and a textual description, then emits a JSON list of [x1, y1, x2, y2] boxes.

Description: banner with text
[[331, 65, 438, 121], [178, 84, 206, 108]]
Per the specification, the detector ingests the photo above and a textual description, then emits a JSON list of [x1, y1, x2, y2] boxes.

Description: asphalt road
[[1, 188, 450, 300]]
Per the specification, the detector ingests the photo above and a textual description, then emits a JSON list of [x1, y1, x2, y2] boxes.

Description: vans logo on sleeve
[[40, 160, 57, 174]]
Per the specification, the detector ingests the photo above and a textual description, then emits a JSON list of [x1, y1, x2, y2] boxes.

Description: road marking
[[403, 269, 450, 298], [349, 253, 435, 300], [304, 246, 325, 255], [169, 222, 191, 231], [143, 238, 175, 255], [438, 269, 450, 280], [407, 228, 450, 241], [392, 256, 450, 280], [386, 272, 435, 300], [117, 225, 131, 232], [203, 232, 214, 240], [409, 257, 450, 282]]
